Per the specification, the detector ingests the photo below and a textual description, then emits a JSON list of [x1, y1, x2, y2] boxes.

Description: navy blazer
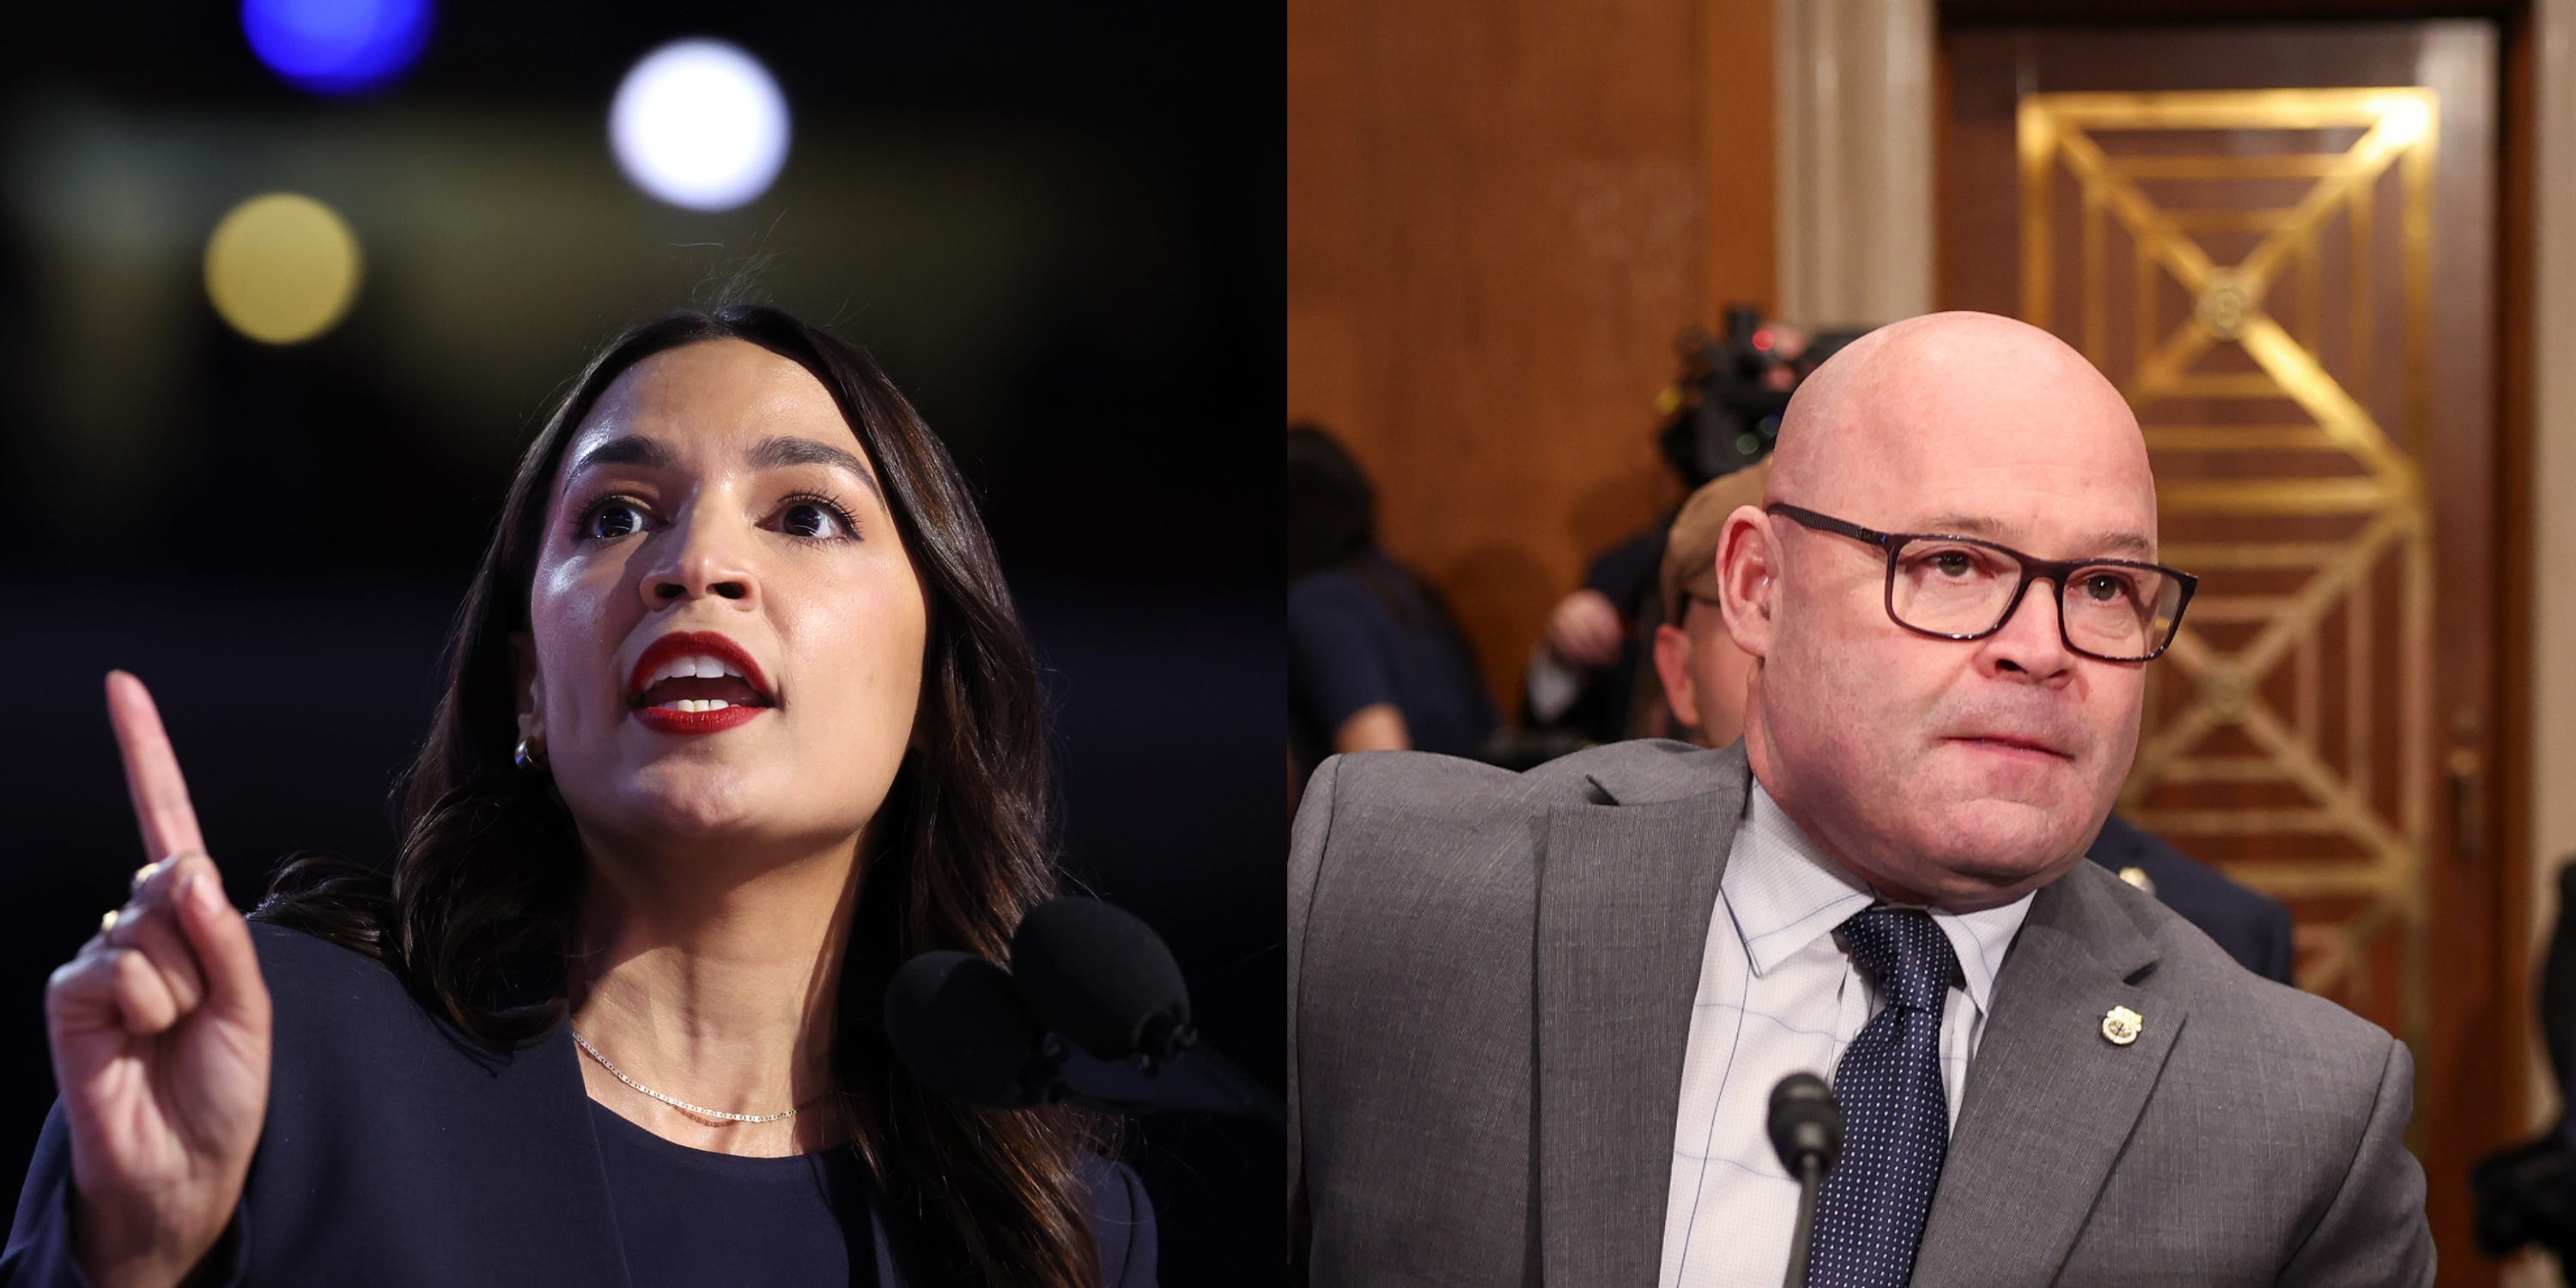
[[2088, 811, 2297, 986], [3, 923, 1156, 1286]]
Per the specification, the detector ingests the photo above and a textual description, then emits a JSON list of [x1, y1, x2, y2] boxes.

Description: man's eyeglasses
[[1764, 502, 2196, 663]]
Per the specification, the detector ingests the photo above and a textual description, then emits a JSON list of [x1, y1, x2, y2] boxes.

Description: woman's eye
[[582, 499, 648, 541], [780, 500, 854, 540]]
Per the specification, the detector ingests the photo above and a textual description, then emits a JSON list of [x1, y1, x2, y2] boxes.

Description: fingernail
[[176, 869, 202, 911]]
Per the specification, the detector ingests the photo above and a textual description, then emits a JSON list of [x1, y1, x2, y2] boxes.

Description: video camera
[[1656, 304, 1869, 489]]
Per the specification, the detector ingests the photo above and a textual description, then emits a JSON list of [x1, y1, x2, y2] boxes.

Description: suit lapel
[[1911, 866, 2182, 1287], [1534, 750, 1748, 1288]]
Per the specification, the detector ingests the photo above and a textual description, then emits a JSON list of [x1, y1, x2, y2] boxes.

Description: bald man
[[1652, 463, 2299, 987], [1289, 313, 2430, 1286]]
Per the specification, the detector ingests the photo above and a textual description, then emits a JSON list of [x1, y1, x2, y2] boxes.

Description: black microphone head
[[884, 951, 1051, 1109], [1011, 897, 1191, 1061], [1767, 1072, 1843, 1176]]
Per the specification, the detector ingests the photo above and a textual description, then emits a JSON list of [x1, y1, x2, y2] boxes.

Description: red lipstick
[[626, 631, 773, 702], [633, 704, 764, 735], [625, 631, 774, 737]]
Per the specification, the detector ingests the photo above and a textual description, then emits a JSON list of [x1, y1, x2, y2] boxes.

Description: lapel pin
[[2117, 866, 2158, 898], [2101, 1005, 2143, 1047]]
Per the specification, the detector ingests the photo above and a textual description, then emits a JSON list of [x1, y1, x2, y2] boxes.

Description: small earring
[[513, 736, 547, 773]]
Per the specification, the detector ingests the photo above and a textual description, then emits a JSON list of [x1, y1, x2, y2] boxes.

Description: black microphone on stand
[[883, 951, 1058, 1109], [883, 949, 1234, 1114], [1769, 1072, 1843, 1288], [1012, 897, 1285, 1132], [880, 898, 1285, 1130]]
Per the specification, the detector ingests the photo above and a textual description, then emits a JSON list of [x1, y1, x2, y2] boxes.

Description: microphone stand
[[1783, 1154, 1822, 1288], [1055, 1042, 1288, 1131], [1767, 1070, 1839, 1288]]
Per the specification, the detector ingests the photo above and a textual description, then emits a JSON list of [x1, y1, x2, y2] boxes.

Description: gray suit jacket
[[1287, 740, 2432, 1286]]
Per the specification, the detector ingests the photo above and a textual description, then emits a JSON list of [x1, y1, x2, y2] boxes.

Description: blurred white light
[[610, 39, 791, 212]]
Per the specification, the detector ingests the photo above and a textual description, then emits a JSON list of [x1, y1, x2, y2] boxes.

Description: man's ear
[[1651, 622, 1700, 736], [510, 631, 544, 743], [1715, 506, 1778, 659]]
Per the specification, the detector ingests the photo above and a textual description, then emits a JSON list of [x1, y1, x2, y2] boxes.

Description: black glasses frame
[[1764, 501, 2197, 663]]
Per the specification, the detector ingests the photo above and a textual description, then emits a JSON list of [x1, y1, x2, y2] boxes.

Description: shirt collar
[[1721, 778, 2035, 1018]]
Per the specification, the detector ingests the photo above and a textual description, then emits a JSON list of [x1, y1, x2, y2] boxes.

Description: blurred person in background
[[1287, 423, 1497, 787], [1652, 458, 2294, 984], [1645, 459, 1771, 748], [1526, 318, 1825, 747], [5, 307, 1154, 1288]]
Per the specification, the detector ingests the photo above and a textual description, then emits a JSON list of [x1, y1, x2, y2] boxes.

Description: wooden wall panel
[[1288, 0, 1777, 704]]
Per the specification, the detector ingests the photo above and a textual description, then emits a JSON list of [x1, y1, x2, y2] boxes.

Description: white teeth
[[704, 699, 729, 711], [644, 653, 749, 688]]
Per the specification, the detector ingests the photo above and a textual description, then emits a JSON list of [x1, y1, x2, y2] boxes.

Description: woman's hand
[[44, 673, 273, 1288]]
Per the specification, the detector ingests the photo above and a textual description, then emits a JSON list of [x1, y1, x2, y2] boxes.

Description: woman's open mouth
[[625, 631, 775, 736]]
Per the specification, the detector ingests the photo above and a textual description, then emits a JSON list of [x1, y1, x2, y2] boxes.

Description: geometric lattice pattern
[[2017, 90, 2437, 1049]]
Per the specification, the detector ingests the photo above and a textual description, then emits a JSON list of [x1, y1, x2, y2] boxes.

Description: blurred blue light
[[242, 0, 432, 94]]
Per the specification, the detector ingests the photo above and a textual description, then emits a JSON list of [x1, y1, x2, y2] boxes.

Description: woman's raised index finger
[[104, 671, 207, 864]]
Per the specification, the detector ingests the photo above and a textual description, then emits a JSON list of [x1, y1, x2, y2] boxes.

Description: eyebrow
[[746, 435, 884, 501], [563, 434, 885, 507], [1914, 512, 2159, 562], [565, 434, 673, 479]]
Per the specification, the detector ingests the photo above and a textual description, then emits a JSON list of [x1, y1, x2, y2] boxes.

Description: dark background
[[0, 2, 1282, 1281]]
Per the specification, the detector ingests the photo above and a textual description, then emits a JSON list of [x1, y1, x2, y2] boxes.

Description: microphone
[[1012, 897, 1286, 1131], [1011, 896, 1193, 1064], [881, 900, 1285, 1130], [1768, 1072, 1843, 1288], [883, 951, 1054, 1109]]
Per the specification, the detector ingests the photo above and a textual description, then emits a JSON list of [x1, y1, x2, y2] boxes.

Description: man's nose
[[1980, 577, 2075, 680]]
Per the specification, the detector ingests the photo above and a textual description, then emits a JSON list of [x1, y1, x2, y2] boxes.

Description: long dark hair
[[253, 305, 1104, 1287]]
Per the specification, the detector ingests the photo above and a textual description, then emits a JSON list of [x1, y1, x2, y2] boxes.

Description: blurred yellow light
[[203, 193, 362, 344]]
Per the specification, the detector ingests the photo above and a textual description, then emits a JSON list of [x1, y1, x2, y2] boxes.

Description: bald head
[[1715, 310, 2166, 912], [1765, 312, 2154, 556]]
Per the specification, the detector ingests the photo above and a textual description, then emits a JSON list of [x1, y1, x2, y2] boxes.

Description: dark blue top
[[587, 1098, 880, 1288], [2088, 812, 2297, 985], [3, 923, 1157, 1288], [1289, 550, 1497, 778]]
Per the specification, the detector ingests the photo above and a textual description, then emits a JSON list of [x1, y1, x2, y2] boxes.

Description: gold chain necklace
[[572, 1029, 833, 1125]]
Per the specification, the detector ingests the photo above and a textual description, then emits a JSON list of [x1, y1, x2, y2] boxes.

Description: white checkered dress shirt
[[1655, 781, 2034, 1288]]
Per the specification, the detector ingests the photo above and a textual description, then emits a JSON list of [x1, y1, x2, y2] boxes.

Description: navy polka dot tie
[[1806, 907, 1959, 1288]]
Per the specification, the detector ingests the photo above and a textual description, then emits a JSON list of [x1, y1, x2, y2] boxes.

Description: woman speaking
[[3, 306, 1155, 1287]]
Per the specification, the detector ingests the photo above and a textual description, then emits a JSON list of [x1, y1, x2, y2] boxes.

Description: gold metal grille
[[2017, 89, 2436, 1046]]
